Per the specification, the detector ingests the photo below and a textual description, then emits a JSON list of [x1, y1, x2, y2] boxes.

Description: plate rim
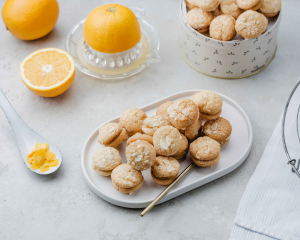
[[81, 89, 253, 208]]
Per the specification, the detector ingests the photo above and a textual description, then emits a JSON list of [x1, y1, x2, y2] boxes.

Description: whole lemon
[[2, 0, 59, 40], [83, 4, 141, 54]]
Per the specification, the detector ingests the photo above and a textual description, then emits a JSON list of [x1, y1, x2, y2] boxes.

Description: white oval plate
[[81, 90, 253, 208]]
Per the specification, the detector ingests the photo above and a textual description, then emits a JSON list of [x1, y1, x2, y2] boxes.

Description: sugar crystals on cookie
[[111, 164, 144, 194], [151, 156, 180, 185], [190, 136, 221, 167], [92, 147, 122, 176], [98, 123, 127, 148], [235, 10, 268, 39], [120, 108, 147, 135], [203, 117, 232, 145], [186, 8, 214, 33]]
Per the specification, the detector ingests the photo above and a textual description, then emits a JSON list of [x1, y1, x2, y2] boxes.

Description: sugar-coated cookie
[[220, 0, 243, 18], [107, 129, 127, 148], [156, 101, 173, 117], [190, 136, 221, 167], [151, 156, 180, 185], [153, 126, 182, 156], [127, 133, 153, 145], [172, 134, 189, 159], [186, 0, 198, 10], [92, 147, 122, 176], [98, 123, 127, 147], [191, 91, 223, 120], [249, 0, 262, 11], [120, 108, 147, 135], [142, 115, 171, 136], [235, 10, 268, 39], [167, 99, 199, 130], [210, 14, 237, 41], [111, 164, 144, 194], [98, 123, 121, 145], [188, 0, 221, 11], [186, 8, 214, 33], [126, 140, 156, 171], [236, 0, 261, 10], [203, 117, 232, 145], [185, 117, 202, 141], [259, 0, 281, 17], [107, 128, 127, 148]]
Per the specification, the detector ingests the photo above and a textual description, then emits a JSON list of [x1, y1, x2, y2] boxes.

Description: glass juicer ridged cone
[[82, 39, 143, 69], [66, 5, 160, 80]]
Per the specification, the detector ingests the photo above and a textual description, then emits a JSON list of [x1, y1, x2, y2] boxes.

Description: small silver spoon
[[0, 90, 62, 175]]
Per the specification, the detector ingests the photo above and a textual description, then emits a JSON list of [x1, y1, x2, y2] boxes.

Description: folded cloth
[[230, 83, 300, 240]]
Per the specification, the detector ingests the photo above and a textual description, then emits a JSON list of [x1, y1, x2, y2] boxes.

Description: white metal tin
[[81, 90, 253, 208], [178, 0, 281, 79]]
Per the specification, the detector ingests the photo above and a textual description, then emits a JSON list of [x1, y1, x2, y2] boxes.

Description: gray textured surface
[[0, 0, 299, 239]]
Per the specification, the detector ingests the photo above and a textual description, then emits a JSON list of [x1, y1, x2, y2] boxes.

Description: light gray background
[[0, 0, 299, 239]]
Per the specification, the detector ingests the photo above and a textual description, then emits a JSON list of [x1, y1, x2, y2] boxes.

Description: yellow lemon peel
[[27, 142, 59, 172]]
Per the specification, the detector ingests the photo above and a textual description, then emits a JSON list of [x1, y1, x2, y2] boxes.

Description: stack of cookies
[[92, 91, 232, 194], [186, 0, 281, 41]]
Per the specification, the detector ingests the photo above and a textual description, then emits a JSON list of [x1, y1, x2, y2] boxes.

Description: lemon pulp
[[27, 142, 59, 172]]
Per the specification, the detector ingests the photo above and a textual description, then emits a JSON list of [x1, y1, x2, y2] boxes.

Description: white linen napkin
[[230, 83, 300, 240]]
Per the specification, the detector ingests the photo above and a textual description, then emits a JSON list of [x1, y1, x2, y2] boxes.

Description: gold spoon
[[140, 162, 195, 217]]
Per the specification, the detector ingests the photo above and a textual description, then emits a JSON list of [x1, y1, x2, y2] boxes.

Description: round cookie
[[262, 12, 277, 17], [186, 8, 214, 33], [153, 126, 182, 156], [185, 117, 202, 141], [172, 134, 189, 159], [151, 156, 180, 185], [98, 123, 127, 147], [127, 133, 153, 145], [92, 147, 122, 176], [120, 108, 147, 135], [235, 10, 268, 39], [210, 14, 237, 41], [203, 117, 232, 145], [142, 115, 171, 136], [186, 0, 198, 10], [167, 99, 199, 129], [191, 154, 221, 167], [190, 136, 221, 167], [220, 0, 243, 18], [111, 164, 144, 194], [108, 128, 127, 148], [156, 101, 173, 117], [98, 123, 121, 145], [191, 91, 223, 120], [259, 0, 281, 17], [261, 11, 276, 17], [249, 0, 262, 10], [236, 0, 261, 10], [200, 109, 222, 120], [189, 0, 221, 11], [126, 140, 156, 171], [197, 26, 210, 34]]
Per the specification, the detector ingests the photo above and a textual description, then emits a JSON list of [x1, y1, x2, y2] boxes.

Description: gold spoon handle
[[140, 162, 195, 217]]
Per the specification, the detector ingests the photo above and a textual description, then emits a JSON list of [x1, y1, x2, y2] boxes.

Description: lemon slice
[[20, 48, 75, 97]]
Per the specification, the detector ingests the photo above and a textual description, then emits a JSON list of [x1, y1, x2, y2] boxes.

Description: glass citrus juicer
[[66, 4, 160, 80]]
